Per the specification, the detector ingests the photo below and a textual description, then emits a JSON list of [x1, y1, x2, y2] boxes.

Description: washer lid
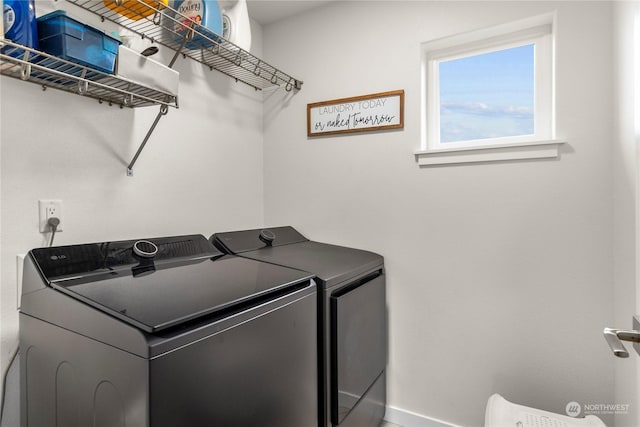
[[30, 235, 313, 333]]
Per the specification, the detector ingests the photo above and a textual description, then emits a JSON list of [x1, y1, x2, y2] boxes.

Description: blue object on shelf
[[172, 0, 222, 50], [37, 11, 121, 74], [3, 0, 39, 56]]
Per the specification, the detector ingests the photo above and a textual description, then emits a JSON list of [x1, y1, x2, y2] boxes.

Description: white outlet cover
[[38, 199, 63, 233]]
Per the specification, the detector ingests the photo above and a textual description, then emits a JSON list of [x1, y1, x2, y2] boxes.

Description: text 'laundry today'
[[317, 98, 388, 115]]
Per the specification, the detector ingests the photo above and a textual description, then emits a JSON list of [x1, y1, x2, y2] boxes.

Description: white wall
[[0, 2, 265, 417], [262, 2, 615, 426], [613, 3, 640, 426]]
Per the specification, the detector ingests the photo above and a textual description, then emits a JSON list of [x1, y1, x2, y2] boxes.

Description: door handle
[[603, 327, 640, 358]]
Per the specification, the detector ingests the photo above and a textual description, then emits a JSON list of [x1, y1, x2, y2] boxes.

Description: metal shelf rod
[[126, 105, 169, 176]]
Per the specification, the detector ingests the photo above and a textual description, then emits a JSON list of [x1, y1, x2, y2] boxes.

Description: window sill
[[414, 140, 566, 166]]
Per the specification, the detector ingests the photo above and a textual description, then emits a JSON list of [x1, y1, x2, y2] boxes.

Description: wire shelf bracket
[[127, 104, 169, 176]]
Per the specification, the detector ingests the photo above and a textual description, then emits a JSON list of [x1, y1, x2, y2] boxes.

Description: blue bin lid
[[37, 10, 121, 51], [37, 9, 68, 20]]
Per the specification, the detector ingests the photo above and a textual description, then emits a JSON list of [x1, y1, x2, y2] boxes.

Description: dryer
[[212, 226, 387, 427]]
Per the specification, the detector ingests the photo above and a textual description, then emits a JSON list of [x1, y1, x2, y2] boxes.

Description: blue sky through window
[[439, 44, 535, 143]]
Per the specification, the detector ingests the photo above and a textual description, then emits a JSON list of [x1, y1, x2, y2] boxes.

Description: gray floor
[[382, 423, 403, 427]]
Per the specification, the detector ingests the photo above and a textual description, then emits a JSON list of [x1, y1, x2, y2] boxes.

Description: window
[[439, 43, 535, 143], [417, 14, 563, 165]]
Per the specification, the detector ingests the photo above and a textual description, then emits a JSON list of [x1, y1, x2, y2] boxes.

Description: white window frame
[[416, 14, 565, 166]]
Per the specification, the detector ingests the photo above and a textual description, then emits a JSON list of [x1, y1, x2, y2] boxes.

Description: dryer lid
[[212, 227, 383, 288]]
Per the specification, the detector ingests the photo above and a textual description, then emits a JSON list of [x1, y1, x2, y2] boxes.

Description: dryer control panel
[[212, 226, 308, 253]]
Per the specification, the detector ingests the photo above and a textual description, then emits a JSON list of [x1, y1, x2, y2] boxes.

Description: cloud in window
[[440, 102, 534, 143], [441, 102, 533, 119]]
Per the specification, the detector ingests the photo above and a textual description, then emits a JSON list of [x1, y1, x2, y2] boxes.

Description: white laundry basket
[[485, 394, 607, 427]]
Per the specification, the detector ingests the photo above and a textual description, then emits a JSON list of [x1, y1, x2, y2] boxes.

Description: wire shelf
[[65, 0, 303, 91], [0, 39, 178, 108]]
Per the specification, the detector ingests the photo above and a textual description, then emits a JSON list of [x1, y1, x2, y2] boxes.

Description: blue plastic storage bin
[[37, 11, 120, 74]]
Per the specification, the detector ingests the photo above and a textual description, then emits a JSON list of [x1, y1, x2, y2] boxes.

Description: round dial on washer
[[259, 229, 276, 245], [133, 240, 158, 258]]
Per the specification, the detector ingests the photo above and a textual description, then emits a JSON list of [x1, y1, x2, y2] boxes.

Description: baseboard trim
[[384, 405, 461, 427]]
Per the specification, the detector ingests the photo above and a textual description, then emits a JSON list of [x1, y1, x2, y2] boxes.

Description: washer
[[20, 234, 317, 427], [211, 226, 387, 427]]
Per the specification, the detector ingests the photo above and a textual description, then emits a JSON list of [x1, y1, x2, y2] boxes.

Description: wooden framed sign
[[307, 90, 404, 136]]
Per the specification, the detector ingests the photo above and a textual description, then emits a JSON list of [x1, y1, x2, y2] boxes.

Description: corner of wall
[[612, 2, 640, 426]]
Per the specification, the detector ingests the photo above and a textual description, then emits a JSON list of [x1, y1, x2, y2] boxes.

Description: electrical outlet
[[39, 199, 63, 233]]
